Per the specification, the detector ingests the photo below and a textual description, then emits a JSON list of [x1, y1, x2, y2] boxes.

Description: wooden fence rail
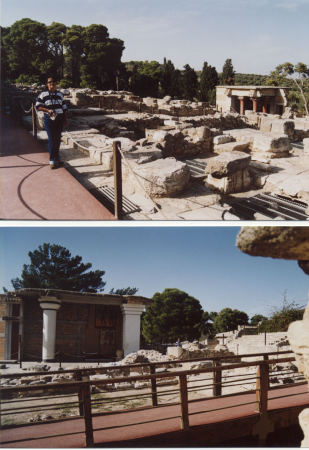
[[1, 356, 303, 447]]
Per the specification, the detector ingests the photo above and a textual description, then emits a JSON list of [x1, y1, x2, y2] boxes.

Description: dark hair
[[47, 76, 56, 83]]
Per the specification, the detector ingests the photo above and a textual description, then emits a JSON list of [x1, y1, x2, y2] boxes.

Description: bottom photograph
[[1, 225, 309, 448]]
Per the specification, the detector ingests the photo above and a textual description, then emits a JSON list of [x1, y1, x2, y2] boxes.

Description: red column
[[262, 99, 267, 113], [238, 97, 245, 115], [252, 98, 257, 112]]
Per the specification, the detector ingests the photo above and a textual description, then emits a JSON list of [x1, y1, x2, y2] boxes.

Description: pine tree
[[182, 64, 198, 101], [11, 243, 106, 292], [221, 58, 235, 85], [199, 61, 219, 102]]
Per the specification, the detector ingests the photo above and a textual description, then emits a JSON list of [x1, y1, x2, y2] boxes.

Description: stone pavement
[[0, 114, 114, 220]]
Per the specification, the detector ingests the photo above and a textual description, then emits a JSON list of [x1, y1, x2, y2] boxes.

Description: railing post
[[213, 359, 222, 397], [263, 354, 270, 388], [75, 370, 84, 416], [32, 103, 37, 139], [113, 140, 123, 220], [150, 364, 158, 406], [82, 382, 94, 447], [179, 374, 189, 431], [256, 361, 269, 414]]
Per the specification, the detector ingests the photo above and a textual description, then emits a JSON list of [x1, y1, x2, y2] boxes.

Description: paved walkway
[[1, 384, 308, 448], [0, 114, 114, 220]]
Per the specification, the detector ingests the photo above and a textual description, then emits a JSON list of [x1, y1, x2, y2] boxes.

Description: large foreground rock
[[236, 226, 309, 448], [206, 151, 251, 178], [236, 227, 309, 260], [124, 157, 190, 197]]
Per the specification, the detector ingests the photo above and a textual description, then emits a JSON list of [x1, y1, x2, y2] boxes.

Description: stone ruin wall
[[10, 85, 309, 200]]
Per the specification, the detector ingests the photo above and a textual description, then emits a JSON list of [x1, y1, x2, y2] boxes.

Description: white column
[[39, 297, 61, 361], [121, 304, 145, 356], [4, 303, 12, 360]]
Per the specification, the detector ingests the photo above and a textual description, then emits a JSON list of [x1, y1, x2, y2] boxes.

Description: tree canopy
[[11, 243, 106, 292], [268, 62, 309, 115], [221, 58, 235, 85], [260, 297, 304, 332], [2, 19, 124, 89], [213, 308, 248, 333], [250, 314, 267, 326], [199, 61, 218, 103], [141, 288, 203, 343]]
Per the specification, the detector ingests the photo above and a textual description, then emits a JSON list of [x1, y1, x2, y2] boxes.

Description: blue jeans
[[43, 114, 64, 162]]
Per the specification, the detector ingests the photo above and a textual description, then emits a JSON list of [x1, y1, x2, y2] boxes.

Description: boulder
[[206, 151, 251, 178], [236, 227, 309, 260]]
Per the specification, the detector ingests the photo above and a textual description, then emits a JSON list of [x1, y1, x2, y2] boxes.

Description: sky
[[1, 225, 308, 318], [2, 0, 309, 74]]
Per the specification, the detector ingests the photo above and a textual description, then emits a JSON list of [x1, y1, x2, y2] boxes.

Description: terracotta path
[[0, 114, 114, 220], [1, 384, 308, 448]]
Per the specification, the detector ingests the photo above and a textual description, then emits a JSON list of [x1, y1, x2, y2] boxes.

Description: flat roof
[[217, 85, 288, 89], [1, 288, 152, 305]]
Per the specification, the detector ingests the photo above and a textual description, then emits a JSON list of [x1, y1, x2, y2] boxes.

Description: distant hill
[[234, 73, 269, 86]]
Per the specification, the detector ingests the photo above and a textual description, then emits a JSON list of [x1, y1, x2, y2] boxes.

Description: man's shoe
[[50, 162, 55, 170]]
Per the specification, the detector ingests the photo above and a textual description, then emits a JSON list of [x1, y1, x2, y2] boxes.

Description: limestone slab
[[206, 151, 251, 177], [123, 157, 190, 198]]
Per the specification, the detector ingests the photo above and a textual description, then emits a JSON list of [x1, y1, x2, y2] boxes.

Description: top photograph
[[1, 0, 309, 221]]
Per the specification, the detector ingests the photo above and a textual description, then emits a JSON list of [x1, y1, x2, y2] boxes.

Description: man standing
[[36, 77, 68, 169]]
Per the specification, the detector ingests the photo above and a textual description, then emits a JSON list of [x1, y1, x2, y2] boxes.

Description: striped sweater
[[35, 90, 67, 115]]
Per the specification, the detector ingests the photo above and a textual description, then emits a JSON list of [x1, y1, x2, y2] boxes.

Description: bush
[[58, 79, 72, 88], [15, 74, 40, 85]]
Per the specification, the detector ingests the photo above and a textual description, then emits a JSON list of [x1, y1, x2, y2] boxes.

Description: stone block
[[124, 157, 190, 197], [259, 116, 274, 133], [214, 141, 250, 154], [167, 347, 184, 358], [271, 119, 295, 138], [213, 135, 234, 145], [252, 133, 291, 154], [124, 145, 162, 162], [206, 151, 251, 178], [303, 138, 309, 153], [206, 168, 251, 194]]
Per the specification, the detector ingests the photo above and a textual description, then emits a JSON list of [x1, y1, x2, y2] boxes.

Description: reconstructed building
[[0, 289, 151, 361], [216, 85, 289, 115]]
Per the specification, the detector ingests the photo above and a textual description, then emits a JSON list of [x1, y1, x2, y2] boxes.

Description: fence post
[[256, 361, 269, 414], [150, 364, 158, 406], [82, 382, 94, 447], [263, 354, 270, 388], [113, 140, 123, 220], [75, 371, 84, 416], [32, 103, 37, 139], [213, 359, 222, 397], [179, 374, 189, 431]]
